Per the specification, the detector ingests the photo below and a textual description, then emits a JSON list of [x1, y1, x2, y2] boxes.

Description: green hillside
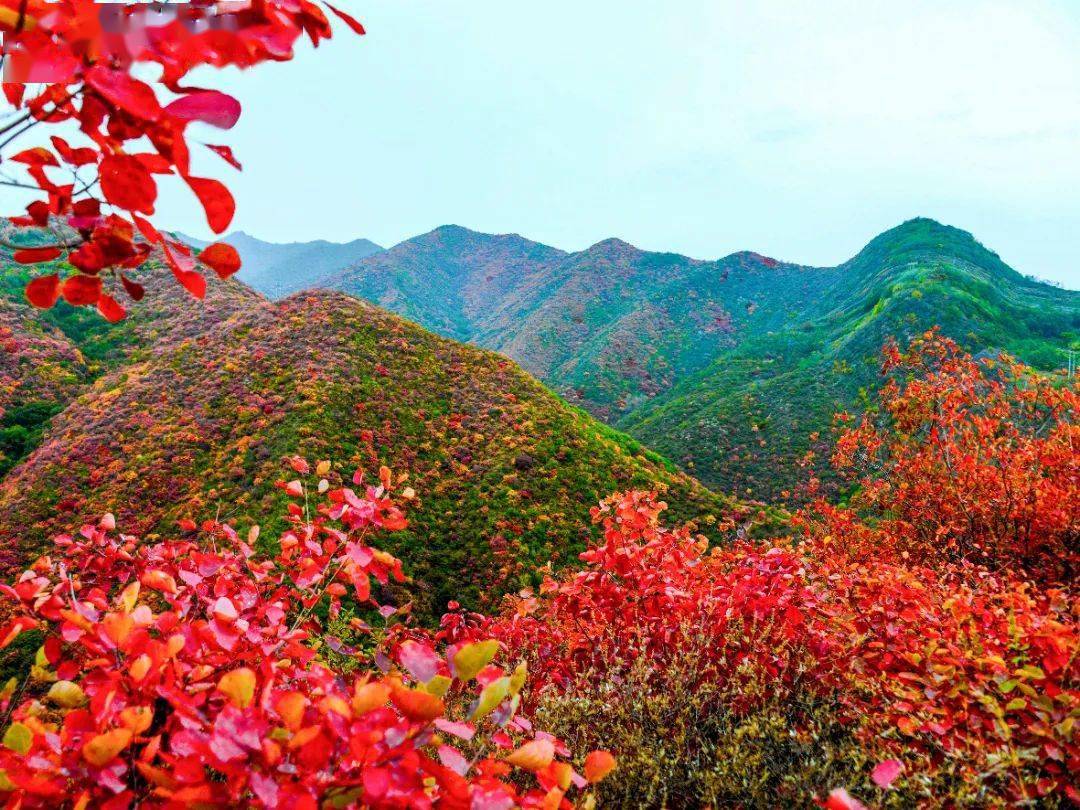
[[620, 219, 1079, 497], [328, 219, 1078, 499]]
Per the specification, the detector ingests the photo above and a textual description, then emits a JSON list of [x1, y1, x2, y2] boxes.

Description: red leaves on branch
[[475, 336, 1078, 804], [0, 461, 611, 807], [2, 0, 367, 317]]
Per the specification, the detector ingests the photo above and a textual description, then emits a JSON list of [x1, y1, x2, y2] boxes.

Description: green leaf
[[3, 722, 32, 754]]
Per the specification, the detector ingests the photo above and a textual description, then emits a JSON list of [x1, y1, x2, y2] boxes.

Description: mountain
[[177, 230, 383, 298], [619, 219, 1079, 496], [327, 219, 1079, 498], [0, 260, 739, 621]]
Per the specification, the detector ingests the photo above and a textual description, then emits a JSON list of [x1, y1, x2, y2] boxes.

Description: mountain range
[[1, 217, 1075, 615], [177, 230, 383, 298], [319, 218, 1078, 498]]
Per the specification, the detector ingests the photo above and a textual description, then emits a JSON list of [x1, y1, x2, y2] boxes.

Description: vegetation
[[325, 220, 1078, 501]]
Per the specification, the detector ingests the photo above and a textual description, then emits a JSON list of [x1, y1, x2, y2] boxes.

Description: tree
[[1, 0, 366, 319]]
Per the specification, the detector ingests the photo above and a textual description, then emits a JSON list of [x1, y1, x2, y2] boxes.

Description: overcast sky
[[159, 0, 1080, 288]]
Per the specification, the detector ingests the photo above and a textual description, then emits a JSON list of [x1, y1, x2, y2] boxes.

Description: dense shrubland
[[0, 333, 1074, 807]]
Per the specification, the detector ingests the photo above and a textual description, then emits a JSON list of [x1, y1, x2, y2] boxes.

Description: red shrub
[[0, 464, 611, 808]]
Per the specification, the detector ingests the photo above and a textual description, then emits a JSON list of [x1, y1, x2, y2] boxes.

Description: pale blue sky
[[158, 0, 1080, 287]]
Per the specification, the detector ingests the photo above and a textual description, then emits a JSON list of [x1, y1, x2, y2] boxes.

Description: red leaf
[[163, 241, 206, 299], [325, 3, 366, 34], [13, 247, 62, 264], [199, 242, 242, 279], [165, 91, 241, 130], [85, 66, 162, 121], [100, 154, 157, 215], [131, 214, 160, 245], [50, 136, 97, 167], [11, 147, 58, 166], [3, 84, 24, 108], [185, 176, 235, 234], [821, 789, 867, 810], [97, 293, 127, 322], [62, 275, 103, 306], [204, 143, 242, 171], [25, 274, 61, 309], [121, 274, 146, 302]]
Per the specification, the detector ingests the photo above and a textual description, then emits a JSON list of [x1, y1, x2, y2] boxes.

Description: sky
[[158, 0, 1080, 288]]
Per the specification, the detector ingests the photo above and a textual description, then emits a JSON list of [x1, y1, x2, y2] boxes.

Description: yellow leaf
[[47, 680, 87, 708], [352, 681, 391, 716], [510, 661, 528, 695], [316, 460, 331, 477], [452, 640, 499, 681], [118, 582, 140, 613], [217, 667, 257, 708], [120, 706, 153, 735], [473, 676, 510, 720], [82, 728, 132, 767], [2, 722, 32, 754], [425, 675, 452, 697]]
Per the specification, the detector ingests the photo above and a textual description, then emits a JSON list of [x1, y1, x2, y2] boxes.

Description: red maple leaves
[[1, 0, 365, 318]]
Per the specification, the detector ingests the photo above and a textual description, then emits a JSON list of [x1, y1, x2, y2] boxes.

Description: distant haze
[[151, 1, 1080, 289]]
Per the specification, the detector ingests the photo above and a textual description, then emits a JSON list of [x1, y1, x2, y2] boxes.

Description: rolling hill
[[327, 219, 1079, 498], [0, 258, 737, 621], [177, 230, 383, 298]]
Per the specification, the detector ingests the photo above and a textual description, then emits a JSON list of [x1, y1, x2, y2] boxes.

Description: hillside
[[178, 230, 383, 298], [328, 219, 1079, 498], [620, 219, 1080, 496], [0, 239, 266, 474], [0, 282, 736, 621]]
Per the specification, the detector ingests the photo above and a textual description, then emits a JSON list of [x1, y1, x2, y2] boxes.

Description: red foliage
[[1, 0, 364, 317], [0, 464, 611, 807], [830, 329, 1078, 584], [477, 337, 1079, 804]]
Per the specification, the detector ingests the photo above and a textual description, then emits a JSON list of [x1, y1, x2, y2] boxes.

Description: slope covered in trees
[[0, 265, 736, 621], [326, 219, 1078, 498]]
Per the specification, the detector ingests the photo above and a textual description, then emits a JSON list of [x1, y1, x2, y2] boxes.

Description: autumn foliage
[[474, 336, 1079, 806], [830, 329, 1078, 584], [1, 0, 364, 317], [0, 464, 611, 807]]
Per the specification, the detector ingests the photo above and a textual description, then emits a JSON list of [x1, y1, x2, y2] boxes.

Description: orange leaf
[[391, 686, 445, 722], [584, 750, 616, 783], [218, 667, 256, 708], [506, 739, 555, 772]]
